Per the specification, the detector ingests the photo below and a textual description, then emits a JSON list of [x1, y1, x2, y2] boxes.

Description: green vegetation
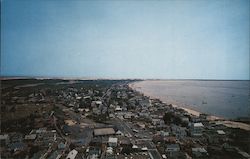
[[121, 144, 140, 154], [228, 128, 250, 153], [163, 112, 188, 127]]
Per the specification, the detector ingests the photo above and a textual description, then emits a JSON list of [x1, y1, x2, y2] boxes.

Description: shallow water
[[133, 80, 250, 119]]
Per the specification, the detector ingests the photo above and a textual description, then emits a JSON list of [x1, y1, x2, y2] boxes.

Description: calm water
[[133, 80, 250, 119]]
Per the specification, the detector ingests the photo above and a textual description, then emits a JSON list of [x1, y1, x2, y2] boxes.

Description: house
[[192, 147, 208, 158], [78, 108, 84, 112], [138, 98, 150, 107], [91, 101, 102, 107], [139, 112, 150, 118], [204, 129, 228, 144], [95, 101, 102, 105], [115, 106, 122, 111], [24, 134, 37, 140], [66, 149, 78, 159], [132, 145, 139, 149], [164, 136, 177, 143], [162, 154, 167, 159], [58, 142, 66, 149], [166, 144, 180, 152], [101, 106, 108, 114], [137, 123, 146, 129], [122, 106, 128, 111], [109, 114, 115, 118], [160, 131, 169, 137], [152, 119, 161, 126], [92, 107, 101, 115], [108, 137, 118, 147], [87, 147, 101, 159], [106, 147, 113, 154], [36, 127, 47, 134], [109, 104, 115, 109], [181, 117, 189, 123], [115, 130, 124, 136], [0, 134, 9, 145], [9, 142, 27, 152], [190, 122, 204, 136], [10, 133, 23, 143], [171, 125, 187, 139], [217, 130, 226, 135], [76, 96, 82, 100], [94, 128, 115, 136], [199, 113, 208, 121], [84, 96, 91, 99], [237, 149, 250, 159], [124, 113, 132, 119], [120, 137, 131, 146], [166, 144, 180, 157]]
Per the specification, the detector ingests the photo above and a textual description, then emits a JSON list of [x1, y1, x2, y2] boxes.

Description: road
[[149, 149, 162, 159], [113, 117, 162, 159]]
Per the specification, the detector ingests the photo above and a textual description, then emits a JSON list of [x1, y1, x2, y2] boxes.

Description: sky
[[1, 0, 249, 79]]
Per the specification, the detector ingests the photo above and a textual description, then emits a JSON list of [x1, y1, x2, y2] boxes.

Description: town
[[1, 79, 249, 159]]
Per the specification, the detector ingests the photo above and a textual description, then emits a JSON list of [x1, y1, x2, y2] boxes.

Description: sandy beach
[[129, 81, 250, 131], [129, 81, 222, 120]]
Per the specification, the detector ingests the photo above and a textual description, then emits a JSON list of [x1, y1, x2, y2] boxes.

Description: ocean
[[131, 80, 250, 119]]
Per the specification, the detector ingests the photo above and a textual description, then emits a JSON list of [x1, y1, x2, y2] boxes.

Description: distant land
[[1, 76, 249, 81]]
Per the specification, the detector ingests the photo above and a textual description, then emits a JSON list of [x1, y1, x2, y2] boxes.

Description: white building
[[217, 130, 226, 135], [24, 134, 36, 140], [66, 149, 78, 159], [191, 122, 204, 136], [160, 131, 169, 137], [115, 106, 122, 111], [0, 134, 9, 145], [106, 147, 113, 154], [108, 137, 118, 147], [116, 130, 124, 136]]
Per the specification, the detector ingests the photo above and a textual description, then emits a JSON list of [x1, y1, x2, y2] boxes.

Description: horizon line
[[0, 75, 249, 81]]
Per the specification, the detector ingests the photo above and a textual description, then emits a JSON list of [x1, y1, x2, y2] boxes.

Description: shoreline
[[129, 82, 222, 120], [129, 81, 250, 131]]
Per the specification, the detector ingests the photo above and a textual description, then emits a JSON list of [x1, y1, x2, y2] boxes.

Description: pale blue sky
[[1, 0, 249, 79]]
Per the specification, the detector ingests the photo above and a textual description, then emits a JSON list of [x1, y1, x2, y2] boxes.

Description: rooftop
[[94, 128, 115, 136], [192, 147, 207, 153], [167, 144, 180, 149], [194, 123, 204, 127], [108, 137, 118, 143], [24, 134, 36, 140], [217, 130, 226, 135], [66, 149, 78, 159], [0, 134, 9, 140]]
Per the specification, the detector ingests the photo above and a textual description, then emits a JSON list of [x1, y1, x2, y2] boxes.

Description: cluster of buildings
[[1, 79, 250, 159]]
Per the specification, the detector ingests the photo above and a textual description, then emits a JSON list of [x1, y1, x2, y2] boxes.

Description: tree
[[163, 112, 174, 124]]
